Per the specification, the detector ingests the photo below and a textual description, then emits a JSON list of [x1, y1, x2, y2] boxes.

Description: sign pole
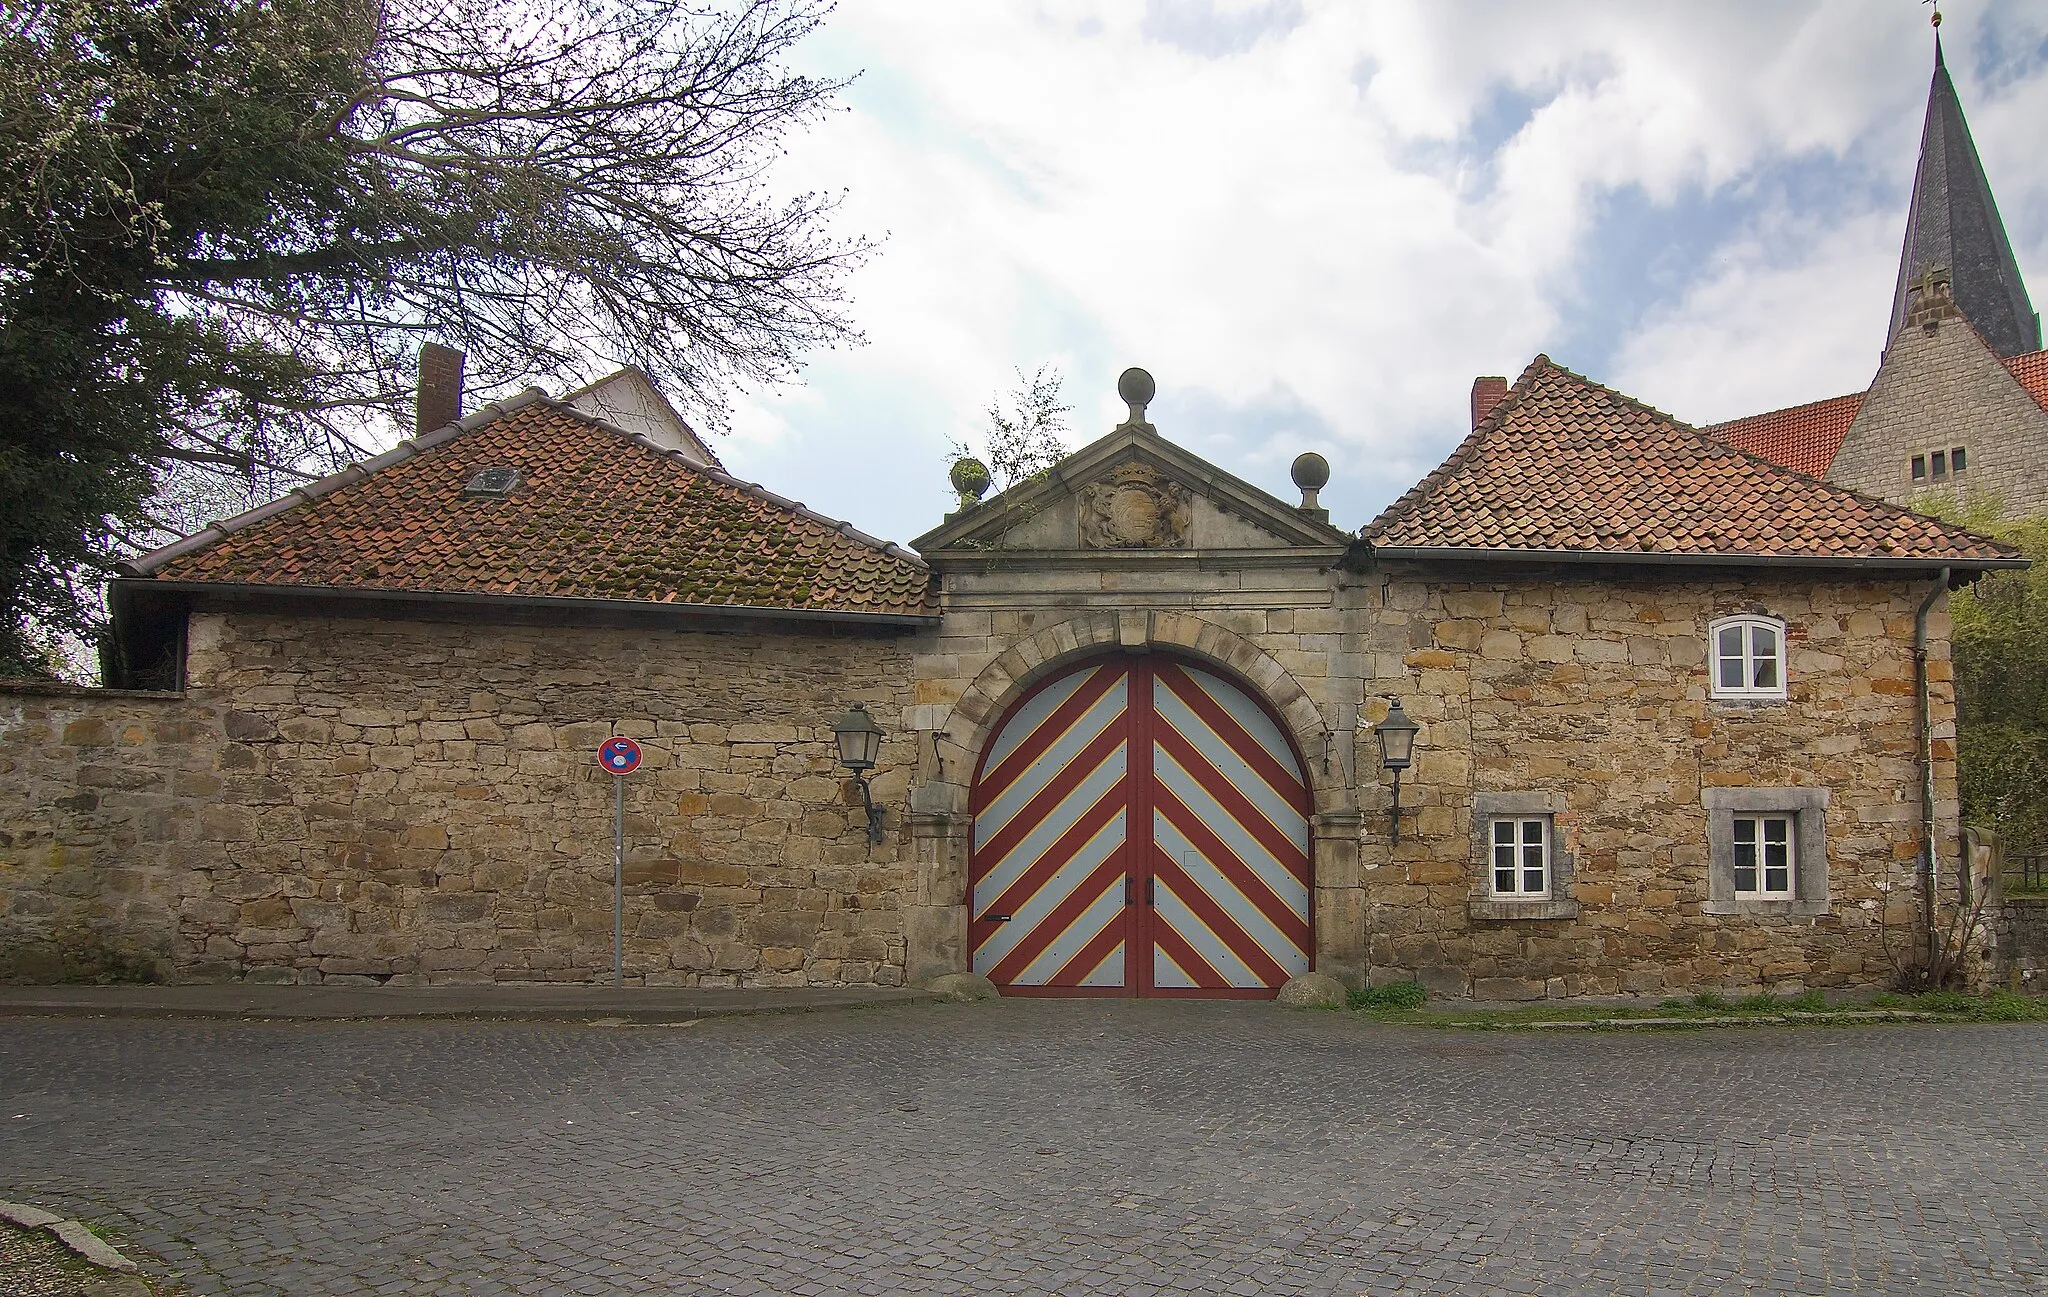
[[595, 736, 641, 988], [612, 772, 625, 988]]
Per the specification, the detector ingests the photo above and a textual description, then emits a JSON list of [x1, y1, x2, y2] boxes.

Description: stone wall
[[3, 565, 1973, 997], [1991, 899, 2048, 991], [1830, 310, 2048, 516], [0, 685, 216, 981], [0, 611, 923, 986], [1354, 566, 1962, 998]]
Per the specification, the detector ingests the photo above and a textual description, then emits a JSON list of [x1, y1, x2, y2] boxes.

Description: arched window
[[1709, 615, 1786, 701]]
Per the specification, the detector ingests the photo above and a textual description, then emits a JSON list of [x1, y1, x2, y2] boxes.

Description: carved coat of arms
[[1079, 463, 1192, 549]]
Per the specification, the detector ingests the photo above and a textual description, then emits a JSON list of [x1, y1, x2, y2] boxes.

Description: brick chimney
[[1470, 376, 1509, 429], [415, 342, 465, 436]]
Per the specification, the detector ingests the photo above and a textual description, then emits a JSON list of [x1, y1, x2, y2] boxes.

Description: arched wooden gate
[[968, 654, 1312, 998]]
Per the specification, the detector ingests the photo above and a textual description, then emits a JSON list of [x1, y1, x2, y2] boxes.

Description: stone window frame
[[1468, 792, 1579, 921], [1707, 614, 1788, 702], [1702, 786, 1830, 917], [1910, 453, 1927, 481]]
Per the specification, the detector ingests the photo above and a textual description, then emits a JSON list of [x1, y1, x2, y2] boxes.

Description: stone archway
[[904, 610, 1361, 986]]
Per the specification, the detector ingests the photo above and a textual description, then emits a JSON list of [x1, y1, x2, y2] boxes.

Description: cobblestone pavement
[[3, 1002, 2045, 1296]]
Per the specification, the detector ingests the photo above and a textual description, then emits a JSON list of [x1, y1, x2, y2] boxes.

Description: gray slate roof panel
[[1886, 37, 2041, 358]]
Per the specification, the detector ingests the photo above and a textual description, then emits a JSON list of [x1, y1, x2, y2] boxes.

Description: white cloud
[[703, 0, 2048, 545], [1610, 209, 1900, 424]]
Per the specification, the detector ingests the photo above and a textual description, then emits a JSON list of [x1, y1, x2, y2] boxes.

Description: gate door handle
[[982, 913, 1012, 923]]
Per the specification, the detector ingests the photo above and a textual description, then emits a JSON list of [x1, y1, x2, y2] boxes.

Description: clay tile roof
[[1364, 355, 2020, 567], [1704, 392, 1865, 478], [132, 394, 937, 619], [2001, 348, 2048, 407], [1706, 347, 2048, 478]]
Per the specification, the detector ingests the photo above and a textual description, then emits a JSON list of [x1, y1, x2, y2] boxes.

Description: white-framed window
[[1469, 793, 1578, 920], [1709, 615, 1786, 700], [1490, 818, 1550, 898], [1731, 814, 1795, 898], [1703, 788, 1829, 917]]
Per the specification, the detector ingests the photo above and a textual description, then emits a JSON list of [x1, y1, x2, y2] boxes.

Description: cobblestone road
[[3, 1002, 2045, 1295]]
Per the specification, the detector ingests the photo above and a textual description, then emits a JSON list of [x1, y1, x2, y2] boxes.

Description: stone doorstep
[[0, 1200, 140, 1272]]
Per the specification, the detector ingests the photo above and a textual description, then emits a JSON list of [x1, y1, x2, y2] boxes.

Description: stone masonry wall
[[0, 686, 218, 981], [1830, 311, 2048, 516], [1354, 567, 1964, 998], [0, 611, 923, 986]]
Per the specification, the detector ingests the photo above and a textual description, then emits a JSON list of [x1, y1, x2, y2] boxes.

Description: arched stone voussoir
[[929, 611, 1342, 803]]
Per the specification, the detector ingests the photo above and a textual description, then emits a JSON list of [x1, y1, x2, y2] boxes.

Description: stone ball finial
[[949, 456, 990, 504], [1291, 451, 1331, 523], [1290, 452, 1330, 493], [1117, 367, 1155, 425]]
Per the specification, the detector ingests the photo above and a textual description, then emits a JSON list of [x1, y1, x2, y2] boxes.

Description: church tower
[[1885, 30, 2040, 358], [1703, 17, 2048, 514]]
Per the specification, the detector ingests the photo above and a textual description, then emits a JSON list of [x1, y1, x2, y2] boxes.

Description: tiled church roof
[[1704, 392, 1867, 479], [1707, 347, 2048, 478], [128, 391, 938, 620], [1364, 356, 2020, 566]]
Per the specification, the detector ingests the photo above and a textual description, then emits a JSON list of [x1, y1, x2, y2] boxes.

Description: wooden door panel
[[969, 656, 1310, 998]]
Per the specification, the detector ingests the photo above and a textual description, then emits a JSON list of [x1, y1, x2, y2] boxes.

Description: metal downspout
[[1914, 568, 1951, 975]]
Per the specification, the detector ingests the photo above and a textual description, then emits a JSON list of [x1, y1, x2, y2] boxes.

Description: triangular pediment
[[912, 422, 1351, 559]]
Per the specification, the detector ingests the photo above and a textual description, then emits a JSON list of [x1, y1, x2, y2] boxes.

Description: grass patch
[[1347, 989, 2048, 1030], [1348, 980, 1427, 1011]]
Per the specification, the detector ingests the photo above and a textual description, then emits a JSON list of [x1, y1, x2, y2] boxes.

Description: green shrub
[[1350, 980, 1427, 1011], [1657, 998, 1688, 1010], [1690, 991, 1729, 1010], [1735, 993, 1779, 1012], [1783, 990, 1828, 1013]]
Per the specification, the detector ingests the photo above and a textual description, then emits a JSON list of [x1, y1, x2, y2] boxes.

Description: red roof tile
[[133, 393, 937, 619], [1704, 392, 1865, 478], [1365, 356, 2019, 566], [1707, 348, 2048, 477], [2002, 348, 2048, 405]]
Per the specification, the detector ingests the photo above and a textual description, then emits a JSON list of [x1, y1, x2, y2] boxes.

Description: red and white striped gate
[[968, 655, 1312, 998]]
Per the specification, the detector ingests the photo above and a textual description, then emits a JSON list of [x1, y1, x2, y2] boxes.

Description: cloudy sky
[[705, 1, 2048, 548]]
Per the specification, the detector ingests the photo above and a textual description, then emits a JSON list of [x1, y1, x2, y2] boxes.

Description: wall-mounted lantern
[[831, 703, 887, 844], [1373, 699, 1421, 845]]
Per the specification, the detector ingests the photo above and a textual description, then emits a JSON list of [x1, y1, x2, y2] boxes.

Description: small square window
[[463, 465, 521, 498], [1709, 617, 1786, 700], [1491, 818, 1549, 898], [1931, 450, 1947, 479], [1911, 455, 1926, 480], [1951, 446, 1967, 472], [1469, 794, 1578, 920]]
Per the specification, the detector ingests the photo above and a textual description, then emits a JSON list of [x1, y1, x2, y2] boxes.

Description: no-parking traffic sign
[[598, 736, 642, 775]]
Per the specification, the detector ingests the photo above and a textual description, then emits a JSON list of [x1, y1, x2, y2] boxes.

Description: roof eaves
[[120, 387, 553, 576], [122, 578, 943, 627]]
